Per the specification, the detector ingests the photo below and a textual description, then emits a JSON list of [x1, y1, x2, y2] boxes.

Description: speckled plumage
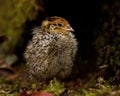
[[24, 16, 77, 82]]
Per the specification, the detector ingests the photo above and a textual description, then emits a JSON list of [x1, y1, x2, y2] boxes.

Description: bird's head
[[41, 16, 74, 34]]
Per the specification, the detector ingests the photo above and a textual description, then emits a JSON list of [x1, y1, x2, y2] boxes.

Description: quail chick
[[24, 16, 78, 82]]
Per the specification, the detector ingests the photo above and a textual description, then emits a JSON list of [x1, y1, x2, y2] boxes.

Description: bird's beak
[[67, 26, 74, 32]]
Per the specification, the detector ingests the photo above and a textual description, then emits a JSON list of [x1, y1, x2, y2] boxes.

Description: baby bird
[[24, 16, 77, 82]]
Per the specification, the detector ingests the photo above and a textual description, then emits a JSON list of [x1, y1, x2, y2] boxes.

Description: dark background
[[43, 0, 101, 57]]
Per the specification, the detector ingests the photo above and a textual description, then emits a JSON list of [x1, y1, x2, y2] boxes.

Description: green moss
[[44, 78, 65, 96], [0, 0, 43, 55]]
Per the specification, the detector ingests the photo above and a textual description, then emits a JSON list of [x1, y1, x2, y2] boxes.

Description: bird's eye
[[52, 23, 63, 27], [57, 23, 63, 27]]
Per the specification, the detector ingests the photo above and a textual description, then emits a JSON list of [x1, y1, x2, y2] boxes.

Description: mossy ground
[[0, 64, 120, 96]]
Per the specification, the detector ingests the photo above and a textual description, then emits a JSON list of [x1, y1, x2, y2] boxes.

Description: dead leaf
[[0, 58, 15, 73]]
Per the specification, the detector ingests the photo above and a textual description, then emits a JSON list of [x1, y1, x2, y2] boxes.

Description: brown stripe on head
[[46, 16, 69, 25]]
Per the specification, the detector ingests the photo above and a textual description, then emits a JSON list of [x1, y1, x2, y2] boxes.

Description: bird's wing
[[24, 31, 57, 65]]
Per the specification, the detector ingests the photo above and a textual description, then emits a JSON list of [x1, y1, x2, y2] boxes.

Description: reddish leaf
[[19, 91, 28, 96], [29, 91, 54, 96]]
